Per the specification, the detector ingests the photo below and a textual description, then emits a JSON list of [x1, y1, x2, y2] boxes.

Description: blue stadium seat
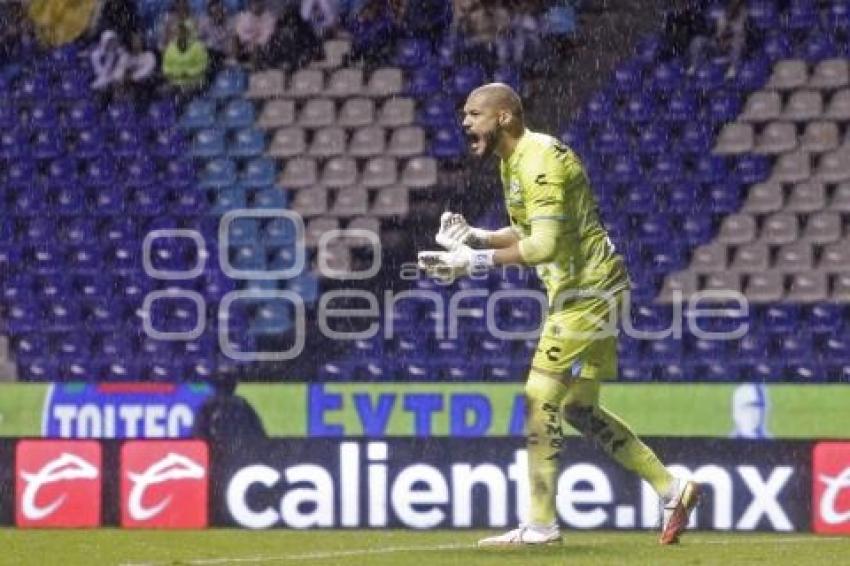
[[735, 155, 770, 184], [152, 128, 187, 158], [708, 181, 741, 213], [208, 67, 247, 99], [801, 31, 837, 64], [735, 57, 770, 91], [808, 304, 845, 334], [84, 157, 117, 187], [180, 98, 217, 130], [760, 32, 792, 62], [450, 65, 487, 97], [58, 72, 87, 101], [199, 158, 237, 188], [209, 187, 246, 214], [89, 185, 124, 216], [762, 304, 800, 335], [705, 90, 741, 124], [418, 96, 456, 127], [61, 217, 97, 244], [691, 60, 726, 92], [585, 91, 615, 124], [430, 126, 466, 158], [251, 187, 287, 209], [650, 60, 685, 94], [748, 0, 780, 32], [220, 99, 255, 129], [191, 127, 226, 158], [147, 100, 177, 129], [680, 214, 714, 245], [105, 101, 138, 128], [395, 38, 432, 69], [72, 127, 105, 159], [126, 157, 157, 188], [14, 74, 49, 102], [693, 155, 728, 184], [786, 0, 820, 32], [649, 155, 684, 184], [664, 90, 697, 123], [680, 123, 714, 156], [229, 128, 265, 157], [623, 183, 656, 214], [113, 126, 144, 157], [408, 67, 442, 98], [229, 244, 266, 271], [30, 103, 58, 130], [636, 122, 670, 156], [31, 130, 62, 160], [163, 159, 196, 189], [67, 100, 97, 129], [493, 66, 521, 92], [827, 1, 850, 32], [129, 186, 164, 216], [13, 184, 46, 216], [241, 158, 276, 188], [613, 60, 643, 94], [23, 217, 52, 242]]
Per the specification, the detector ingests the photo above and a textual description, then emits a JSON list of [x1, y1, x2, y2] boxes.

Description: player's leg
[[564, 334, 701, 544]]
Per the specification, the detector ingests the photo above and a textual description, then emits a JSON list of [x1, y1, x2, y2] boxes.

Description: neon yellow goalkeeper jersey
[[499, 129, 630, 307]]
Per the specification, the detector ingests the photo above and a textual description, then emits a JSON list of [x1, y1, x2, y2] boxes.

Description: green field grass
[[1, 529, 848, 566]]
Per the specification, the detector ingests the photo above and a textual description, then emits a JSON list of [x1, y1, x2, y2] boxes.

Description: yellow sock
[[564, 403, 675, 496], [524, 370, 569, 526]]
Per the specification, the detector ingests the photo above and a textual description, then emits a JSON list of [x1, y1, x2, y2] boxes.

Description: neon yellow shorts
[[531, 292, 622, 380]]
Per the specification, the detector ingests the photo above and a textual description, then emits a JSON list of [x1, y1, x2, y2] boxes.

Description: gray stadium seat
[[306, 217, 340, 247], [767, 59, 808, 90], [781, 90, 823, 121], [349, 126, 386, 157], [246, 70, 285, 99], [770, 150, 811, 183], [829, 182, 850, 211], [760, 212, 800, 245], [291, 187, 328, 217], [317, 243, 352, 274], [800, 121, 839, 153], [656, 271, 698, 302], [309, 127, 347, 157], [786, 181, 826, 212], [717, 213, 757, 244], [740, 91, 782, 122], [401, 157, 438, 188], [808, 58, 850, 90], [329, 187, 369, 217], [387, 126, 427, 157], [689, 243, 728, 272], [742, 182, 784, 213], [367, 68, 404, 98], [298, 98, 336, 128], [338, 98, 375, 127], [311, 39, 351, 70], [702, 272, 742, 294], [754, 121, 797, 154], [346, 215, 382, 246], [326, 68, 364, 98], [371, 186, 410, 217], [801, 211, 842, 243], [824, 88, 850, 119], [378, 98, 416, 127], [730, 243, 770, 273], [714, 123, 755, 155], [774, 242, 814, 272], [361, 157, 398, 187], [268, 127, 306, 158], [786, 271, 828, 302], [831, 273, 850, 301], [257, 99, 296, 129], [744, 271, 785, 303], [287, 69, 325, 98], [321, 157, 359, 187], [814, 148, 850, 183], [278, 157, 318, 188], [819, 239, 850, 272]]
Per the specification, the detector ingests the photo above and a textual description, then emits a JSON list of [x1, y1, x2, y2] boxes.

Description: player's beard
[[469, 127, 500, 158]]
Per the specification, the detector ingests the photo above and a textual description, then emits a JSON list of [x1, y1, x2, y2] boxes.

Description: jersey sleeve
[[518, 144, 586, 223]]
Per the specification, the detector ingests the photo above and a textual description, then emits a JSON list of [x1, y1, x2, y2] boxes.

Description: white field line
[[118, 535, 850, 566]]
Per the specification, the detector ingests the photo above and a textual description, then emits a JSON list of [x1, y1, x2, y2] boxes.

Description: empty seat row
[[716, 120, 850, 155], [740, 89, 846, 123], [277, 156, 437, 189], [253, 97, 418, 130], [290, 186, 409, 218], [717, 211, 846, 244], [246, 67, 404, 100], [768, 148, 850, 183], [767, 58, 850, 91], [689, 239, 850, 273], [742, 180, 850, 213], [267, 125, 428, 158], [659, 269, 850, 303]]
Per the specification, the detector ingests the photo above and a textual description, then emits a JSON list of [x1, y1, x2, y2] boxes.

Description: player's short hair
[[470, 83, 524, 121]]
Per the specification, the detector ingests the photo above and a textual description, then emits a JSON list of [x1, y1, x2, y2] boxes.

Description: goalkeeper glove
[[418, 244, 495, 283], [435, 211, 490, 250]]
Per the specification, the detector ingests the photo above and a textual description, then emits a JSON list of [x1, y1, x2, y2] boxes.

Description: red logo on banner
[[813, 442, 850, 534], [121, 440, 209, 528], [15, 441, 102, 528]]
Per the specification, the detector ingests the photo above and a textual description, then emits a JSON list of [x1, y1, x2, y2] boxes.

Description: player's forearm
[[480, 226, 521, 249], [492, 220, 559, 266]]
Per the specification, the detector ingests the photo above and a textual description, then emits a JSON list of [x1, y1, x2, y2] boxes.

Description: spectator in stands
[[0, 2, 37, 65], [197, 0, 236, 68], [163, 22, 209, 92], [681, 0, 747, 78], [346, 0, 400, 67], [456, 0, 511, 71], [268, 5, 322, 71], [96, 0, 142, 41], [508, 0, 543, 69], [234, 0, 277, 68], [90, 29, 129, 90], [395, 0, 452, 48], [301, 0, 339, 38], [157, 0, 196, 51]]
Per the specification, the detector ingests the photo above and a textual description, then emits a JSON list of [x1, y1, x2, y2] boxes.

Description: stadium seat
[[208, 67, 247, 99]]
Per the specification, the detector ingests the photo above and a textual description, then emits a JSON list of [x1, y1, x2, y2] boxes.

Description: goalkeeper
[[418, 83, 700, 546]]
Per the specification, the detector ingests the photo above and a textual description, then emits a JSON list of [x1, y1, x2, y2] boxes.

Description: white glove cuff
[[470, 249, 496, 270]]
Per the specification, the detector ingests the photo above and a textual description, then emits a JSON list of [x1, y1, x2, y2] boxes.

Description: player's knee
[[563, 402, 595, 436]]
